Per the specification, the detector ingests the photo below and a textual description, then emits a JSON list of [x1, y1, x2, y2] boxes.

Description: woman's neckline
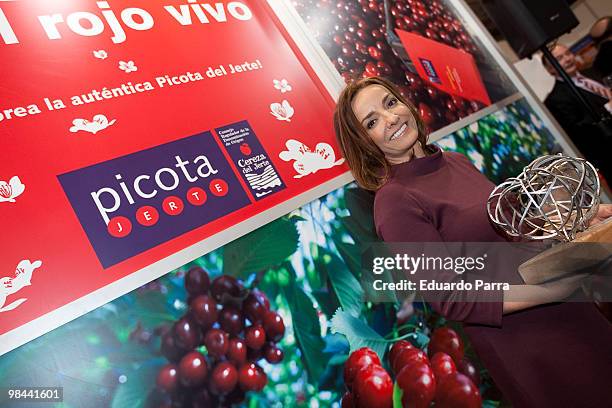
[[389, 145, 446, 177]]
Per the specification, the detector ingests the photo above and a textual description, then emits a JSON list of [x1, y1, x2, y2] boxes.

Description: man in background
[[543, 43, 611, 182]]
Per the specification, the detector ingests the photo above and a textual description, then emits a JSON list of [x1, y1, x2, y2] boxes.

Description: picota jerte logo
[[58, 131, 252, 268], [418, 58, 442, 84]]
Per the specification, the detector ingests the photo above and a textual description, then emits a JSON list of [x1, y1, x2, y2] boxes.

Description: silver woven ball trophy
[[487, 154, 611, 285]]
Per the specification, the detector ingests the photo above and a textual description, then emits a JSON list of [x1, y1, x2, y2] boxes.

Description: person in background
[[588, 16, 612, 81], [543, 43, 611, 182]]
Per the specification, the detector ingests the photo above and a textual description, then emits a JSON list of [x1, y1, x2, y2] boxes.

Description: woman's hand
[[503, 272, 588, 314], [589, 204, 612, 227]]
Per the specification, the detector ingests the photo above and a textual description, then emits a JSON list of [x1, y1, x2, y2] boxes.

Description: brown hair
[[333, 76, 432, 191]]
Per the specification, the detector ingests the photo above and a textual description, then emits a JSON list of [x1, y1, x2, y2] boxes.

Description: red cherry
[[445, 110, 458, 122], [376, 61, 392, 76], [173, 316, 201, 350], [160, 331, 184, 363], [364, 62, 380, 77], [418, 103, 435, 126], [425, 28, 439, 40], [356, 41, 369, 55], [457, 359, 480, 386], [392, 347, 429, 375], [396, 362, 436, 408], [357, 18, 369, 29], [388, 340, 414, 366], [156, 364, 179, 393], [403, 15, 417, 30], [210, 361, 238, 395], [178, 351, 208, 387], [227, 338, 247, 366], [184, 266, 210, 295], [435, 372, 482, 408], [255, 365, 268, 391], [395, 19, 409, 30], [336, 56, 350, 70], [344, 347, 382, 391], [426, 86, 439, 100], [263, 344, 284, 364], [431, 352, 457, 380], [353, 365, 393, 408], [239, 143, 252, 156], [190, 295, 218, 330], [341, 391, 355, 408], [452, 96, 467, 110], [204, 329, 229, 358], [219, 306, 244, 336], [406, 72, 424, 90], [245, 325, 266, 350], [242, 289, 270, 323], [428, 327, 464, 364], [262, 311, 285, 342], [238, 363, 266, 391], [368, 46, 383, 60], [210, 275, 242, 303], [342, 44, 357, 57]]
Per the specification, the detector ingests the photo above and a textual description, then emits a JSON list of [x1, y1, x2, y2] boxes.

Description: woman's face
[[351, 84, 420, 164]]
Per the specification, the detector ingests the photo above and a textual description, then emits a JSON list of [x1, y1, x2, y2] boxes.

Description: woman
[[333, 76, 612, 407]]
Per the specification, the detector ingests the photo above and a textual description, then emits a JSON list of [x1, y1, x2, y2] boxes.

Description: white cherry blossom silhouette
[[273, 79, 292, 93], [119, 60, 138, 73], [0, 260, 42, 313], [93, 50, 108, 60], [279, 139, 345, 178], [270, 100, 294, 122], [70, 114, 116, 135], [0, 176, 25, 203]]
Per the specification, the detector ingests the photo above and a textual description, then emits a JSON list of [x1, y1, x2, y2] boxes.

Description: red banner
[[396, 29, 492, 105], [0, 0, 347, 352]]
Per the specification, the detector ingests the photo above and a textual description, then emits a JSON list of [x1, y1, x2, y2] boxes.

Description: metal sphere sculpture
[[487, 154, 600, 242]]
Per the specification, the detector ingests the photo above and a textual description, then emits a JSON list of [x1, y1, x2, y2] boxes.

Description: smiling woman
[[333, 77, 435, 191], [351, 83, 422, 163], [333, 77, 612, 407]]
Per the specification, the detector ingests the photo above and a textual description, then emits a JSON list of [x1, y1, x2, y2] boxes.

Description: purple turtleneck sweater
[[374, 147, 507, 326], [373, 147, 612, 408]]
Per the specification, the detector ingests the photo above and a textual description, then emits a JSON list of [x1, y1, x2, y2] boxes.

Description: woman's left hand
[[589, 203, 612, 227]]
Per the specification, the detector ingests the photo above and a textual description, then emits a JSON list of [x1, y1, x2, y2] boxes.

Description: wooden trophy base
[[518, 217, 612, 285]]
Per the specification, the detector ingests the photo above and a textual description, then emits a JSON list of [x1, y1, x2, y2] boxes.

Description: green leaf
[[340, 215, 378, 245], [312, 288, 340, 317], [328, 354, 349, 366], [331, 234, 362, 279], [111, 362, 162, 408], [223, 216, 300, 279], [318, 246, 364, 318], [134, 291, 170, 313], [393, 381, 404, 408], [283, 281, 329, 382], [344, 187, 375, 232], [330, 308, 387, 361]]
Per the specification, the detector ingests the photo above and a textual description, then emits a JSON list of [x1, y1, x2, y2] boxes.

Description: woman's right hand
[[503, 272, 588, 314]]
